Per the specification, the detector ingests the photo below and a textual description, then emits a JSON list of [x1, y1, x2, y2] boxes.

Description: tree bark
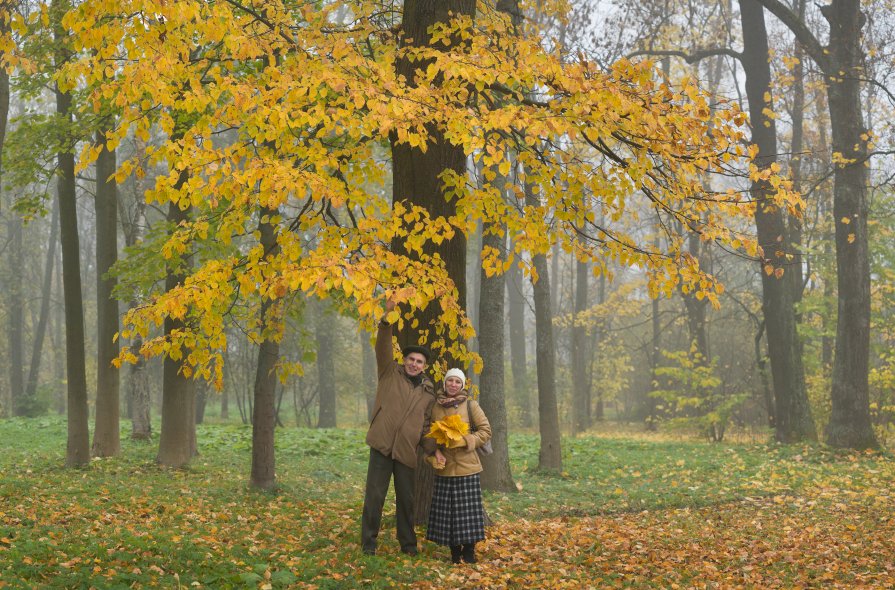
[[157, 188, 197, 467], [195, 381, 207, 424], [26, 199, 59, 401], [821, 1, 876, 448], [2, 20, 25, 416], [757, 0, 876, 449], [390, 0, 476, 524], [315, 299, 337, 428], [360, 330, 376, 420], [526, 180, 562, 473], [739, 0, 815, 443], [92, 130, 121, 456], [507, 252, 531, 427], [128, 336, 152, 440], [572, 243, 590, 434], [478, 206, 516, 491], [6, 211, 24, 414], [250, 206, 280, 490], [53, 0, 90, 467], [390, 0, 473, 362], [120, 138, 151, 438], [786, 0, 807, 305]]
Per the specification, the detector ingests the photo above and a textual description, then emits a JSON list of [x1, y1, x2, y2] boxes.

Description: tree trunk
[[786, 0, 807, 305], [315, 299, 337, 428], [739, 0, 815, 443], [250, 313, 279, 487], [757, 0, 876, 449], [466, 217, 483, 353], [681, 233, 710, 360], [157, 190, 197, 467], [120, 137, 151, 437], [26, 199, 60, 401], [478, 204, 515, 491], [220, 379, 229, 420], [2, 39, 25, 416], [507, 252, 531, 427], [360, 330, 376, 420], [92, 130, 121, 456], [54, 0, 90, 466], [129, 336, 152, 440], [526, 180, 562, 473], [195, 382, 207, 424], [390, 0, 473, 362], [391, 0, 476, 525], [7, 212, 24, 414], [572, 245, 590, 434], [594, 270, 606, 422], [821, 1, 876, 449]]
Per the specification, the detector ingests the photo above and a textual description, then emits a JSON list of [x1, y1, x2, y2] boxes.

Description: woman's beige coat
[[430, 395, 492, 477]]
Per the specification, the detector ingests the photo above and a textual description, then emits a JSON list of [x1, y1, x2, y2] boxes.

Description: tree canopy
[[32, 0, 799, 380]]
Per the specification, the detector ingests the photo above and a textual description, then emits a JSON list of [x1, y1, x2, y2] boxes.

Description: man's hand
[[385, 296, 396, 314]]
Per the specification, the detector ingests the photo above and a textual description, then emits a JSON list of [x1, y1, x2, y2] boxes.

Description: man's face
[[403, 352, 427, 377]]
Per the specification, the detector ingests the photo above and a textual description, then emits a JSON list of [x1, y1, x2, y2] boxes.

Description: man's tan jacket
[[365, 321, 435, 468]]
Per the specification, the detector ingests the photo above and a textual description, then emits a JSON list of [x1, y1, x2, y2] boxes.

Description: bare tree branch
[[627, 48, 743, 64], [753, 0, 829, 71]]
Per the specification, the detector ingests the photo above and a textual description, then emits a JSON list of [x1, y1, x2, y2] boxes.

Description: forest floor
[[1, 416, 893, 588]]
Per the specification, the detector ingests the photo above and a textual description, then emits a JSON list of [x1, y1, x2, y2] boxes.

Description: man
[[360, 298, 436, 556]]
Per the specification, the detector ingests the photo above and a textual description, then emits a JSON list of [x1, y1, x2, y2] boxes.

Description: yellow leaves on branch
[[55, 0, 802, 379]]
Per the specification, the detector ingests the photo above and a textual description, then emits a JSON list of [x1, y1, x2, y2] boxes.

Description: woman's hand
[[435, 449, 447, 466]]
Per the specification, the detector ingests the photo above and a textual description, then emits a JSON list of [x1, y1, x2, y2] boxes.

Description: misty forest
[[1, 0, 895, 588]]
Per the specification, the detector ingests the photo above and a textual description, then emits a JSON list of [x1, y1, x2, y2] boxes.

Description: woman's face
[[444, 376, 464, 396]]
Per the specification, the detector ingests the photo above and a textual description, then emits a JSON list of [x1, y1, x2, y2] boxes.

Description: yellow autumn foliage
[[37, 0, 803, 384]]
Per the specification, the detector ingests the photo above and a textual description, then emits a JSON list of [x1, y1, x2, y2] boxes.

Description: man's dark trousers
[[361, 448, 417, 554]]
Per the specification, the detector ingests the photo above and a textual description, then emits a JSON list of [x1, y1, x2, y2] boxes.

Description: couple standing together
[[360, 298, 492, 564]]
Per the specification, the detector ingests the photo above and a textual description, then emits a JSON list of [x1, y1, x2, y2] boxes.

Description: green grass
[[0, 416, 892, 588]]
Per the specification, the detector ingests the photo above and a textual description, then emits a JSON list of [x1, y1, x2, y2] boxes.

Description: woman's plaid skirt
[[426, 473, 486, 546]]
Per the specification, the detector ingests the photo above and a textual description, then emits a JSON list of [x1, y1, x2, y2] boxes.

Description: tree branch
[[626, 48, 743, 64], [752, 0, 828, 72]]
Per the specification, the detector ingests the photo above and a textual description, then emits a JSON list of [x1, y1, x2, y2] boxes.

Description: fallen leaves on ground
[[418, 491, 895, 589]]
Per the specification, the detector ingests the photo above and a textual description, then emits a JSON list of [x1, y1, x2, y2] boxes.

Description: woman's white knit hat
[[444, 368, 466, 389]]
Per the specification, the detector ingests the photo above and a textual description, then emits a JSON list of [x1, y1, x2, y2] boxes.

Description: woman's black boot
[[449, 545, 462, 564], [461, 543, 477, 563]]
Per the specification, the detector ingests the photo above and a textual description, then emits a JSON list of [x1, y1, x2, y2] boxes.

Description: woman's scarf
[[436, 389, 468, 408]]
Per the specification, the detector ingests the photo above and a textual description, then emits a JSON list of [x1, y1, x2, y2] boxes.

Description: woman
[[425, 368, 492, 564]]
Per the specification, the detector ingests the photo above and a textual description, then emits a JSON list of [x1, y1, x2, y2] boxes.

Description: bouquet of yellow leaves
[[425, 414, 469, 448]]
